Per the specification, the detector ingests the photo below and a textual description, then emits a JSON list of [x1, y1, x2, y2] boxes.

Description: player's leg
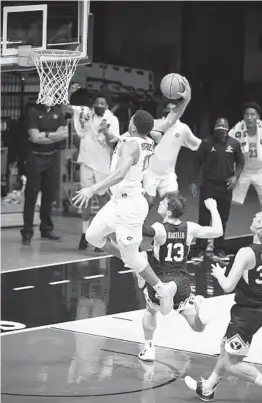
[[194, 187, 211, 259], [232, 170, 251, 205], [78, 164, 95, 250], [185, 304, 262, 400], [213, 191, 232, 260], [139, 304, 158, 362], [251, 170, 262, 209], [185, 342, 225, 401], [180, 296, 210, 332], [85, 199, 121, 258], [157, 172, 179, 200]]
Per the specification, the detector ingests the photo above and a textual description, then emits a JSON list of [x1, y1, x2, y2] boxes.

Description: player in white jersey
[[228, 102, 262, 208], [73, 79, 191, 314], [144, 100, 202, 207]]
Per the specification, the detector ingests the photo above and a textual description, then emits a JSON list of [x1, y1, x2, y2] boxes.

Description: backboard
[[1, 0, 93, 71]]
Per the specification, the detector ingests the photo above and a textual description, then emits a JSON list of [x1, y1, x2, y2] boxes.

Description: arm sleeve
[[27, 108, 39, 130], [183, 126, 202, 151], [189, 140, 206, 183]]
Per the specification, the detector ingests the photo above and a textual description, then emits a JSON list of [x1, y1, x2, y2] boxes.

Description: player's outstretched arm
[[153, 76, 191, 135], [72, 141, 138, 208], [188, 198, 223, 239], [211, 247, 255, 293]]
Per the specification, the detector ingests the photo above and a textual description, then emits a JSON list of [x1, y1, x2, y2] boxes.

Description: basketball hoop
[[18, 48, 81, 106]]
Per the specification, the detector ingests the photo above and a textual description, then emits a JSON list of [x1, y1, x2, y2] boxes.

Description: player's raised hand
[[177, 76, 191, 102], [204, 198, 217, 211], [72, 187, 94, 208], [211, 262, 226, 279]]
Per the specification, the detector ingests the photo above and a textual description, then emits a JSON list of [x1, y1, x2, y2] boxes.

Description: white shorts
[[232, 169, 262, 205], [80, 164, 108, 196], [88, 193, 149, 247], [143, 169, 178, 198]]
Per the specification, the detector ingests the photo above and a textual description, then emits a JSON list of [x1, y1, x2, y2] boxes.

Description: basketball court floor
[[1, 212, 262, 402]]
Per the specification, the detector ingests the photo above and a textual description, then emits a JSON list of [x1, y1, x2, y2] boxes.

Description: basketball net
[[31, 49, 81, 106]]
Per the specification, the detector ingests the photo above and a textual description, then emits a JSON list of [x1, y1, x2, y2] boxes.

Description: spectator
[[189, 118, 244, 260], [21, 104, 68, 245], [228, 101, 262, 208], [67, 89, 120, 251]]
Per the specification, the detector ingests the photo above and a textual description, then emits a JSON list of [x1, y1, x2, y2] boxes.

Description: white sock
[[82, 220, 90, 234], [204, 372, 222, 392], [153, 281, 165, 296], [145, 339, 154, 349], [255, 374, 262, 386]]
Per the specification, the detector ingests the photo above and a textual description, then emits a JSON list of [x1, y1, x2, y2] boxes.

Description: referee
[[189, 118, 244, 260], [21, 104, 68, 245]]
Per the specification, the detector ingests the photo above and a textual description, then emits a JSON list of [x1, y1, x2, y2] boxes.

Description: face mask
[[94, 107, 105, 116], [213, 130, 227, 142]]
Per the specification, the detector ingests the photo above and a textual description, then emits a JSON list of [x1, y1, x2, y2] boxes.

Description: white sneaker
[[138, 346, 156, 362], [158, 281, 177, 315], [194, 295, 211, 325]]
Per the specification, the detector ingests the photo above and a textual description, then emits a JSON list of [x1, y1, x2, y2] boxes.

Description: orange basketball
[[160, 73, 185, 99]]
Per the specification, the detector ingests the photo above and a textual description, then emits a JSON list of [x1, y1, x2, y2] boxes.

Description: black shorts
[[143, 270, 193, 312], [223, 304, 262, 356]]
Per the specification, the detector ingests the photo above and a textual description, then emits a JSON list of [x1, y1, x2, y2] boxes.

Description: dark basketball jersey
[[235, 244, 262, 308], [154, 221, 189, 274]]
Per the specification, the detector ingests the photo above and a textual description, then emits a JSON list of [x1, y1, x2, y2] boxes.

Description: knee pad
[[85, 226, 106, 249], [120, 248, 148, 274]]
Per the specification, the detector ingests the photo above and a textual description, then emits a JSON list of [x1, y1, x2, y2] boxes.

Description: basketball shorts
[[232, 169, 262, 205], [80, 164, 108, 196], [143, 170, 179, 199], [223, 304, 262, 356], [143, 270, 194, 313], [89, 193, 149, 247]]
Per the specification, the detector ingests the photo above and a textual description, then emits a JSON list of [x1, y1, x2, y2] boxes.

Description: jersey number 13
[[165, 242, 184, 262]]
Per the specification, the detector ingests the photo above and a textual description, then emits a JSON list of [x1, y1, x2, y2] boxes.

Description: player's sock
[[145, 339, 154, 349], [204, 372, 222, 392], [82, 220, 90, 233], [255, 374, 262, 386]]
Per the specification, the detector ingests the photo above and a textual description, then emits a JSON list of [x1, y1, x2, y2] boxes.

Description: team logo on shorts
[[127, 236, 133, 241], [230, 340, 242, 350], [175, 133, 180, 138]]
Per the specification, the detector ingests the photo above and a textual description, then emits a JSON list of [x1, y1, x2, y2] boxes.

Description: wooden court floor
[[1, 242, 261, 403]]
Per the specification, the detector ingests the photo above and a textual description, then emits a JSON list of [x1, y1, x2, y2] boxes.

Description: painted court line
[[13, 285, 35, 291], [49, 280, 71, 285], [1, 254, 112, 274]]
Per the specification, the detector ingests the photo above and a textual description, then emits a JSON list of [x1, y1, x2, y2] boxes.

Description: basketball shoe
[[185, 376, 218, 402]]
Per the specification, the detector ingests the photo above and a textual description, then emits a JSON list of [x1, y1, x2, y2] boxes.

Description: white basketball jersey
[[149, 119, 201, 177], [110, 134, 154, 196]]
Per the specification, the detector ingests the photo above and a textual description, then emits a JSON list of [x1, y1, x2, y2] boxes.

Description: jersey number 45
[[165, 242, 184, 262]]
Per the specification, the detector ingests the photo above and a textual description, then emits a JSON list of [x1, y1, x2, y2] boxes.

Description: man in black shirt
[[185, 212, 262, 401], [21, 104, 68, 245], [189, 118, 244, 260]]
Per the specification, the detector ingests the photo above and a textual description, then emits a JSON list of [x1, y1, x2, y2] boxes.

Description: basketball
[[160, 73, 185, 100]]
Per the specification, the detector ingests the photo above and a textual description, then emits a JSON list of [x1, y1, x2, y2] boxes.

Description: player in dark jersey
[[185, 211, 262, 401], [138, 193, 223, 361]]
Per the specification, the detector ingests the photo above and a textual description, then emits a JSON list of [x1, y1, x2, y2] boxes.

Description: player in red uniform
[[138, 194, 223, 361], [185, 211, 262, 401]]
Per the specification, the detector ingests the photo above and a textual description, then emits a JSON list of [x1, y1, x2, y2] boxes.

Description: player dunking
[[72, 77, 191, 315], [185, 211, 262, 401], [144, 91, 202, 207], [138, 194, 223, 361]]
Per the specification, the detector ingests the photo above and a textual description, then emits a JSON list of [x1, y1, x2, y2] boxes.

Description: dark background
[[91, 1, 262, 128]]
